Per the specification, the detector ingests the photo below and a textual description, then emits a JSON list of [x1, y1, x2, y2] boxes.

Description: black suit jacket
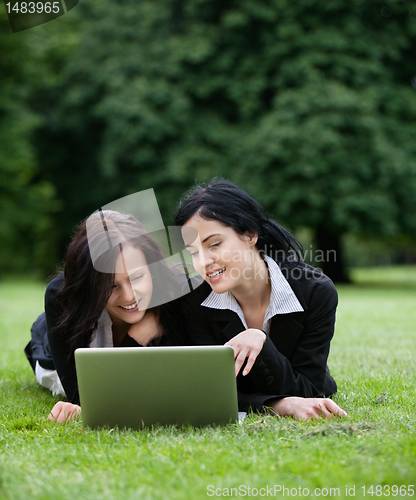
[[181, 261, 338, 413], [26, 274, 186, 405]]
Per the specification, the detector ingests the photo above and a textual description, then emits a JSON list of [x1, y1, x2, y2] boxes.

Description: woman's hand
[[127, 311, 163, 346], [268, 396, 347, 421], [225, 329, 267, 377], [48, 401, 81, 423]]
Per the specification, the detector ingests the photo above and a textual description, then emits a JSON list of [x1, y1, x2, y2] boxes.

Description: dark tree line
[[1, 0, 416, 280]]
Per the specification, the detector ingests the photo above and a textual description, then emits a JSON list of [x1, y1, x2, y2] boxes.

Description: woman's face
[[182, 215, 258, 295], [105, 245, 153, 327]]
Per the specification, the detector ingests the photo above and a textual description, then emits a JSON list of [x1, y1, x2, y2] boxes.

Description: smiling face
[[182, 215, 259, 296], [104, 245, 153, 328]]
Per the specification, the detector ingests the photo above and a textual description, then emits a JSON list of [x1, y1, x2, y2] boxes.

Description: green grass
[[350, 264, 416, 287], [1, 271, 415, 499]]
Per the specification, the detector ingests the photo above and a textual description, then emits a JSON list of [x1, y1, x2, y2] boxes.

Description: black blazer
[[180, 261, 338, 413], [25, 274, 186, 405], [24, 275, 144, 404]]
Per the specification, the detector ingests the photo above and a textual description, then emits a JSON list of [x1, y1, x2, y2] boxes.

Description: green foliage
[[0, 10, 63, 274], [33, 0, 416, 279], [231, 1, 416, 239], [2, 0, 416, 277], [1, 274, 415, 498]]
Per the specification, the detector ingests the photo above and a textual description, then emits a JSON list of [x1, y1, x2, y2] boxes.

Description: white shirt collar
[[201, 255, 304, 331], [89, 309, 114, 348]]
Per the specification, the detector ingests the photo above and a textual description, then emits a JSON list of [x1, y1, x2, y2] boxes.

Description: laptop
[[75, 345, 239, 429]]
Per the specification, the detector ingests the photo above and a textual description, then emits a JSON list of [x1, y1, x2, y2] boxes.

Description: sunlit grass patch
[[0, 270, 415, 500]]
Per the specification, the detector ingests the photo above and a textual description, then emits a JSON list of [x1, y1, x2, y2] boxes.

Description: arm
[[225, 329, 266, 376], [237, 392, 347, 421], [180, 288, 278, 413], [248, 277, 338, 399], [182, 278, 338, 414], [45, 276, 81, 405]]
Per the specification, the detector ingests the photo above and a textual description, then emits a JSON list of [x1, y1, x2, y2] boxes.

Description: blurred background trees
[[1, 0, 416, 281], [0, 9, 58, 275]]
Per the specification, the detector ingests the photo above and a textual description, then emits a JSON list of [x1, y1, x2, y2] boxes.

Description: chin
[[208, 280, 231, 294], [126, 310, 146, 324]]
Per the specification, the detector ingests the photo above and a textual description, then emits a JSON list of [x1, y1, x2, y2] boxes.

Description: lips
[[207, 268, 226, 279], [119, 299, 140, 311]]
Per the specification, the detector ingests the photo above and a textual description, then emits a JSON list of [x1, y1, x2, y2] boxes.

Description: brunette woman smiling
[[175, 180, 346, 421], [25, 210, 185, 422]]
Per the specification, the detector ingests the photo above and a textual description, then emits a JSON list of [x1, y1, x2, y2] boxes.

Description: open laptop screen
[[75, 345, 238, 429]]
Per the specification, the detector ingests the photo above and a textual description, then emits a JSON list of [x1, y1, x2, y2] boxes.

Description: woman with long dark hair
[[25, 210, 185, 422], [175, 180, 346, 420]]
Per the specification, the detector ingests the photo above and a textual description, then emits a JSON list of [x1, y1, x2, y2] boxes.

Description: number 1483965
[[5, 2, 61, 14], [361, 485, 414, 496]]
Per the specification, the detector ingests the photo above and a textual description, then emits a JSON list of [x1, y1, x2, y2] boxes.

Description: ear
[[245, 231, 258, 247]]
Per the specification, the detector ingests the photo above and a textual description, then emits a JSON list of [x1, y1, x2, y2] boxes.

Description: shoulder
[[279, 261, 338, 308], [45, 274, 65, 306], [180, 280, 212, 308]]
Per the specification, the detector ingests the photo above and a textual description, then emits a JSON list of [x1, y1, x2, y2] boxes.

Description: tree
[[35, 0, 416, 281], [230, 0, 416, 281], [0, 10, 59, 275]]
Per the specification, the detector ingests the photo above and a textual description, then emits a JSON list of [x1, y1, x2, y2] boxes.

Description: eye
[[189, 251, 199, 257], [209, 242, 221, 249], [130, 274, 144, 282]]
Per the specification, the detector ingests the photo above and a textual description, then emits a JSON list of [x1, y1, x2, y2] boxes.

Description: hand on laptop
[[267, 396, 347, 421], [225, 329, 267, 377], [48, 401, 82, 423], [127, 311, 163, 346]]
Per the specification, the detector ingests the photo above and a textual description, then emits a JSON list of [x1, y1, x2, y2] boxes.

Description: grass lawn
[[0, 270, 415, 499]]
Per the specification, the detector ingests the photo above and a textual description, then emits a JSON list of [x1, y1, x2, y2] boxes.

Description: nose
[[120, 281, 135, 303], [203, 250, 214, 268]]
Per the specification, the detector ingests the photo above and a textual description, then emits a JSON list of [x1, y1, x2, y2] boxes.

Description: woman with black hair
[[175, 180, 346, 420], [25, 210, 185, 422]]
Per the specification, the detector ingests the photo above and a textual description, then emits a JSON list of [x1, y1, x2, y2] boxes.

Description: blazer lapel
[[211, 308, 246, 342], [206, 262, 309, 357], [269, 313, 304, 359], [211, 306, 305, 360], [268, 263, 308, 359]]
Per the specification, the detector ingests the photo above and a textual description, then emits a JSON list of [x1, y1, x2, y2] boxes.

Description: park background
[[1, 0, 416, 282], [0, 1, 415, 498]]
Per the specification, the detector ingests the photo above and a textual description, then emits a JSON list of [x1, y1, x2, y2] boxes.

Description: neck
[[231, 253, 271, 310], [110, 317, 129, 346]]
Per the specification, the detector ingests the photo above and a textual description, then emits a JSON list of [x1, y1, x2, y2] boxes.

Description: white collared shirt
[[89, 309, 115, 348], [201, 255, 304, 332]]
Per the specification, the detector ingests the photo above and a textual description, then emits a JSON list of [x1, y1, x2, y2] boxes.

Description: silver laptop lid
[[75, 346, 238, 429]]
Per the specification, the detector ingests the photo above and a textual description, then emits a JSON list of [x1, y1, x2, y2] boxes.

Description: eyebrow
[[185, 233, 221, 248], [127, 266, 147, 275]]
